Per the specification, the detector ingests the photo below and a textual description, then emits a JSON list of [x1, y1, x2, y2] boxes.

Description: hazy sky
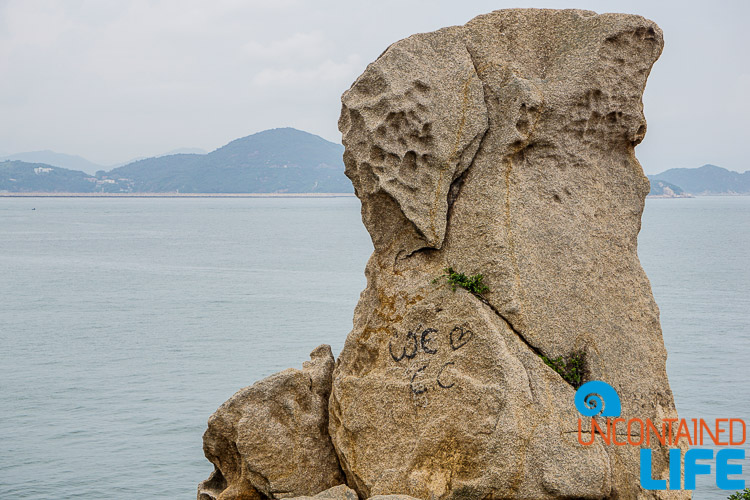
[[1, 0, 748, 173]]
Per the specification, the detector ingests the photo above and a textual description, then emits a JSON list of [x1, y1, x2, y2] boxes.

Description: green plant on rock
[[540, 351, 585, 389], [728, 488, 750, 500], [432, 267, 490, 297]]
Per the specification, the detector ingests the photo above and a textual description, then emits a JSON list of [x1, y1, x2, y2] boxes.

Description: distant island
[[2, 130, 747, 197], [648, 164, 750, 197], [0, 128, 352, 194]]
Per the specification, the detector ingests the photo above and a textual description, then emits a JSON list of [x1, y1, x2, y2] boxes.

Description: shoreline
[[0, 192, 356, 198], [645, 194, 695, 199]]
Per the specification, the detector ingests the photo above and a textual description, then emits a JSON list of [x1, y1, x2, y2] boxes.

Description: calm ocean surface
[[0, 196, 747, 499]]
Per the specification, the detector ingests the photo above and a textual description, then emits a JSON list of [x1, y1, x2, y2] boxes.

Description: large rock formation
[[199, 345, 344, 500], [198, 8, 686, 500], [331, 8, 686, 500]]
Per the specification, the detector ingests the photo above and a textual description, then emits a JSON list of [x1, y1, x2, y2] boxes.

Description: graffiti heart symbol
[[450, 326, 473, 350]]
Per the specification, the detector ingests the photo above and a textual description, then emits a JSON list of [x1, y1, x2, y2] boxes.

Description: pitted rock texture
[[199, 345, 344, 500], [340, 26, 487, 254], [332, 8, 687, 500]]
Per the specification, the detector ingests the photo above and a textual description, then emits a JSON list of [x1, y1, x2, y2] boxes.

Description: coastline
[[646, 193, 750, 199], [646, 194, 694, 199], [0, 192, 356, 198]]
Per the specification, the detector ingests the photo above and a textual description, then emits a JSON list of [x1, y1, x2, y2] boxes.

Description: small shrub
[[728, 488, 750, 500], [540, 351, 585, 388], [432, 267, 490, 297]]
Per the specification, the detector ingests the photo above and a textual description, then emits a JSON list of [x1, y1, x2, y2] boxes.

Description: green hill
[[0, 150, 103, 175], [0, 161, 99, 192], [106, 128, 350, 193]]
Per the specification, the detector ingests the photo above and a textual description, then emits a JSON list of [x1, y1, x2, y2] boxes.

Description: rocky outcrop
[[199, 345, 344, 500], [198, 8, 685, 500], [331, 8, 686, 500]]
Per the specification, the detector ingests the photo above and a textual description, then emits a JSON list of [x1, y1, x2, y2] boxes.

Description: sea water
[[0, 196, 747, 499]]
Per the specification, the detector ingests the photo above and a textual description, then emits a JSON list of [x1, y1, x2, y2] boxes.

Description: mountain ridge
[[649, 164, 750, 196], [1, 128, 352, 194], [0, 150, 103, 175]]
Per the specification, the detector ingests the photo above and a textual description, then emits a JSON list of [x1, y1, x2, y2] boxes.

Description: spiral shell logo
[[574, 381, 621, 417]]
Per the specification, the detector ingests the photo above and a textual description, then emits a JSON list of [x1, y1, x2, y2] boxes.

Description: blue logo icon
[[574, 380, 621, 417]]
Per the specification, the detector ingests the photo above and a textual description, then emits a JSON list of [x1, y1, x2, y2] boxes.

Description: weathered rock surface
[[283, 485, 421, 500], [286, 484, 359, 500], [368, 496, 422, 500], [199, 345, 344, 500], [332, 8, 686, 499]]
